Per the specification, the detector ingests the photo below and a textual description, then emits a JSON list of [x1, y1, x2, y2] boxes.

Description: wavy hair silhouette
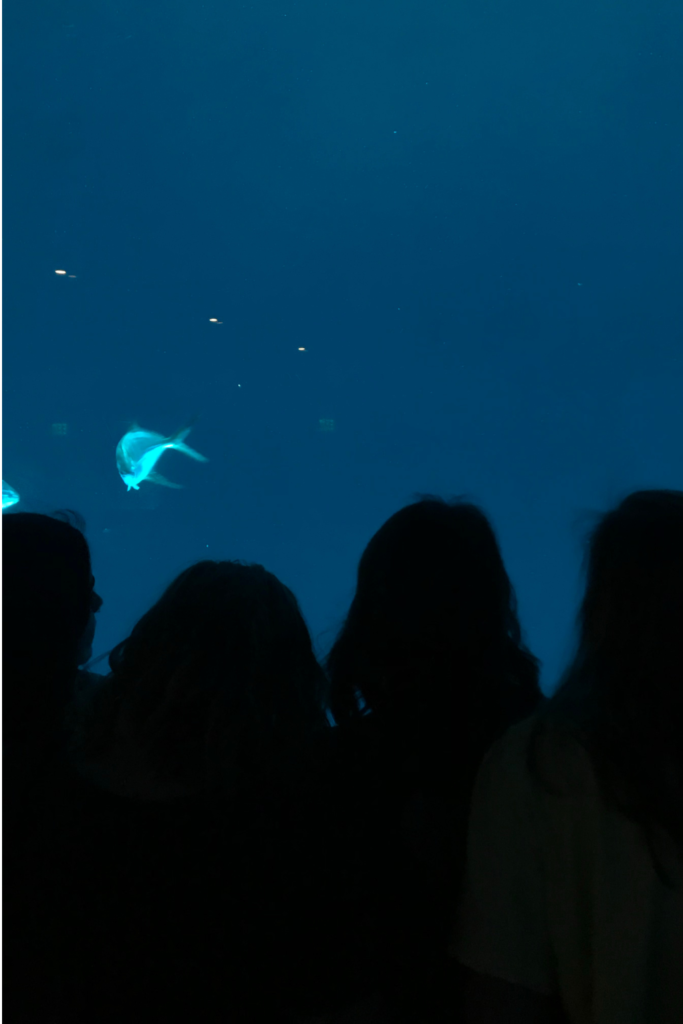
[[75, 560, 328, 794], [326, 496, 542, 789], [527, 489, 683, 888]]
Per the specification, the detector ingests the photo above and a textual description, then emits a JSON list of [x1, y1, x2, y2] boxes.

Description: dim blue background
[[4, 0, 682, 691]]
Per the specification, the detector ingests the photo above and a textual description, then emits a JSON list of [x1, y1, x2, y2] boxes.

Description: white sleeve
[[450, 723, 558, 995]]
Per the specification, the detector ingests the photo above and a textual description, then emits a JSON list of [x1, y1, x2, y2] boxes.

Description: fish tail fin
[[171, 425, 192, 445], [172, 441, 208, 462], [168, 418, 207, 460], [168, 416, 198, 444]]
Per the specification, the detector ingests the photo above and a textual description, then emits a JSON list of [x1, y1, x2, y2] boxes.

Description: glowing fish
[[116, 423, 208, 491], [2, 481, 20, 510]]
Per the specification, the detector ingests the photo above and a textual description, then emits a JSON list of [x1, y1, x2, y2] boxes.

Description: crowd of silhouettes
[[3, 489, 682, 1024]]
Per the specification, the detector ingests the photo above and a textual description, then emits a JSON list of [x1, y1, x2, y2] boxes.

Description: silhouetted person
[[3, 511, 102, 1024], [3, 511, 101, 792], [74, 560, 328, 799], [325, 496, 544, 1022], [453, 489, 683, 1024], [33, 560, 352, 1024]]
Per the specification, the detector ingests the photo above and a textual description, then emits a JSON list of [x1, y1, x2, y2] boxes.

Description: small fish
[[2, 481, 20, 510], [116, 423, 208, 491]]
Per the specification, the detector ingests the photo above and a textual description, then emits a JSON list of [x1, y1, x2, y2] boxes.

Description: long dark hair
[[527, 489, 683, 888], [3, 511, 93, 736], [75, 561, 328, 793], [326, 497, 542, 784]]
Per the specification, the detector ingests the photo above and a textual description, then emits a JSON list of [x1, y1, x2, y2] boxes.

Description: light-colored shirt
[[450, 715, 683, 1024]]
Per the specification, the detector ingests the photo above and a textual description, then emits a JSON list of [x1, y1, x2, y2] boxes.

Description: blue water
[[4, 0, 682, 693]]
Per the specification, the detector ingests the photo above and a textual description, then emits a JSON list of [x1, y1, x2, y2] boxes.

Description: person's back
[[20, 758, 308, 1023], [3, 512, 99, 800], [325, 496, 544, 1022], [3, 511, 103, 1024], [52, 559, 365, 1023], [453, 489, 683, 1024]]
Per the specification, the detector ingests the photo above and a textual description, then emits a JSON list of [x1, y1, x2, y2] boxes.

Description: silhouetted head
[[529, 489, 683, 886], [578, 489, 683, 686], [85, 561, 327, 791], [3, 511, 99, 740], [327, 496, 540, 737]]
